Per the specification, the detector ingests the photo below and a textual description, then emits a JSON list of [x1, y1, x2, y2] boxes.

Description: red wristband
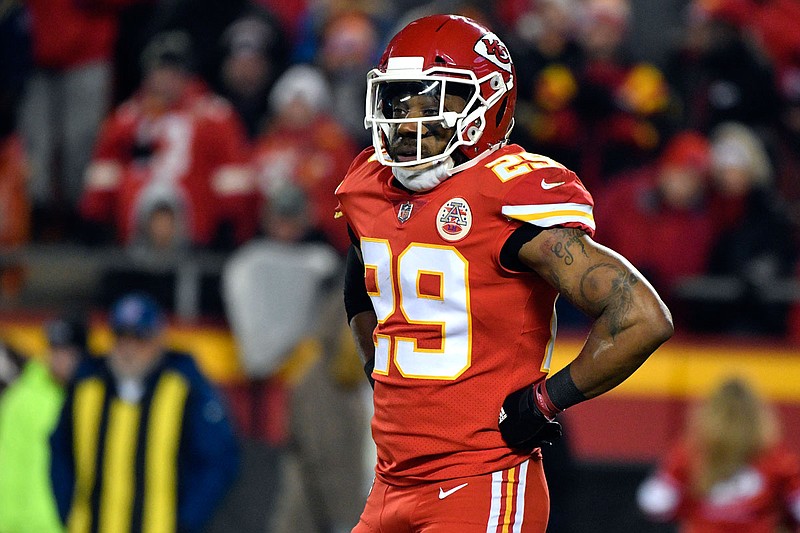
[[532, 380, 562, 420]]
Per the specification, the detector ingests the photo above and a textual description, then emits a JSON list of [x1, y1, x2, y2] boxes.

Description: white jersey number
[[361, 240, 471, 380]]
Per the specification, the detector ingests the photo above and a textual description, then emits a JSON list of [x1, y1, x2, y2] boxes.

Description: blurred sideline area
[[3, 0, 800, 531]]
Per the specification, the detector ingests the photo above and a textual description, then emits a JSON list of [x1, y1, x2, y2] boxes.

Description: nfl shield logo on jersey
[[397, 202, 414, 223], [437, 197, 472, 242]]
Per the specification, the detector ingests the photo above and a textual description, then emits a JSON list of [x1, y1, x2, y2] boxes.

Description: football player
[[336, 14, 674, 532]]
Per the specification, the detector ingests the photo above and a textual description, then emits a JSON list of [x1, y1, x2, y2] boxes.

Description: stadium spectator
[[337, 14, 673, 530], [113, 0, 283, 95], [0, 2, 32, 299], [0, 316, 88, 533], [663, 1, 781, 134], [80, 31, 258, 250], [257, 0, 308, 44], [595, 131, 715, 307], [637, 377, 800, 532], [97, 194, 192, 315], [129, 196, 190, 258], [0, 127, 30, 301], [20, 0, 137, 240], [50, 293, 239, 533], [315, 10, 381, 148], [293, 1, 388, 64], [573, 0, 674, 189], [697, 122, 798, 335], [508, 0, 586, 173], [251, 64, 359, 254], [223, 184, 368, 533], [218, 9, 291, 139], [692, 0, 800, 82]]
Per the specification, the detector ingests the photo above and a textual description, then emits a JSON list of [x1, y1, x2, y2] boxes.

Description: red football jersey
[[638, 441, 800, 533], [336, 144, 595, 485]]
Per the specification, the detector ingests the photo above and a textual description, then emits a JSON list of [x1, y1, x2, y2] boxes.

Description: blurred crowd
[[1, 0, 800, 338]]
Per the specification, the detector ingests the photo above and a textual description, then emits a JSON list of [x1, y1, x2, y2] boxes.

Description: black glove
[[499, 384, 563, 450]]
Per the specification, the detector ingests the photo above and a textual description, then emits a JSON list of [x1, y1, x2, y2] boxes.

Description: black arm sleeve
[[343, 244, 373, 322], [499, 223, 545, 272]]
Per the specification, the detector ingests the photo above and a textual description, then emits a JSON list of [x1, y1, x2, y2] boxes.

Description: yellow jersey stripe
[[507, 210, 595, 222], [501, 202, 593, 216], [98, 399, 140, 533], [502, 466, 516, 533], [143, 372, 189, 533], [68, 379, 105, 533], [502, 203, 595, 230]]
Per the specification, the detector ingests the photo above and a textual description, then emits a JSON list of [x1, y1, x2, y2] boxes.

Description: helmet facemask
[[365, 63, 510, 169]]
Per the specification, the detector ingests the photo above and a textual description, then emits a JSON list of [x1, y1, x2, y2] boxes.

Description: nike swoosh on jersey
[[541, 178, 566, 189], [438, 482, 469, 499]]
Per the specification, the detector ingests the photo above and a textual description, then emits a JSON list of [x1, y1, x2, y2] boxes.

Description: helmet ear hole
[[495, 96, 508, 128], [489, 74, 503, 91], [467, 126, 480, 141]]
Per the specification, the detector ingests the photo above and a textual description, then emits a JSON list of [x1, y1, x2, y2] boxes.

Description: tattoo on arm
[[535, 229, 637, 336], [550, 228, 589, 266], [579, 263, 639, 338]]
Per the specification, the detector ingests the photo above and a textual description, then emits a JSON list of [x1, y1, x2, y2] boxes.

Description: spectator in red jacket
[[80, 31, 258, 250], [251, 64, 359, 254], [595, 132, 715, 310], [638, 377, 800, 533]]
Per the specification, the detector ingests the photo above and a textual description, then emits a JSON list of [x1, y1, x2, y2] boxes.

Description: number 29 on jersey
[[361, 238, 472, 381]]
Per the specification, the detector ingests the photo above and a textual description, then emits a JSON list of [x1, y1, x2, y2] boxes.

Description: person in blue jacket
[[50, 292, 239, 533]]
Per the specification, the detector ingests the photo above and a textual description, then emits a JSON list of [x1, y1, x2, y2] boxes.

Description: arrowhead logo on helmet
[[474, 33, 512, 72]]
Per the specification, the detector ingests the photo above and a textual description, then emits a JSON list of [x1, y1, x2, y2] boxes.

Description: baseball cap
[[46, 317, 88, 352], [110, 293, 165, 339]]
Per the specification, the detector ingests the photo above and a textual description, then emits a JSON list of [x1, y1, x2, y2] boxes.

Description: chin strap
[[391, 142, 508, 192], [447, 143, 504, 176], [392, 157, 454, 192]]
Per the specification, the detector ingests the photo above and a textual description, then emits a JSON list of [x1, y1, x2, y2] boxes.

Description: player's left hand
[[499, 384, 563, 450]]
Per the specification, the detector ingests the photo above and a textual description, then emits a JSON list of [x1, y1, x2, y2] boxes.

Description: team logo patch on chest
[[436, 197, 472, 242]]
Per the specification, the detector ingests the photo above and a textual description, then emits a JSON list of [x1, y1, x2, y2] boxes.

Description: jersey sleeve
[[500, 164, 596, 237], [334, 147, 377, 224]]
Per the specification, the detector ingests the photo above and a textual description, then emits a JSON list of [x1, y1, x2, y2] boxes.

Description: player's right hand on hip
[[498, 383, 563, 450]]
